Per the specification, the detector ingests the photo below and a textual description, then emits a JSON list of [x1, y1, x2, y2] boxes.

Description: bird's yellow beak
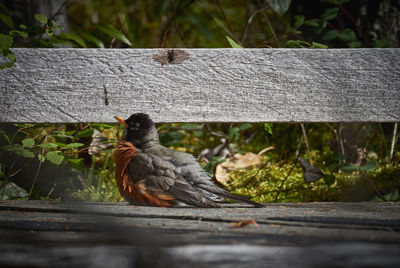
[[114, 116, 129, 128]]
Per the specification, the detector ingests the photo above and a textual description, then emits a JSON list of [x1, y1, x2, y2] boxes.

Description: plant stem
[[389, 122, 398, 162], [301, 123, 313, 165]]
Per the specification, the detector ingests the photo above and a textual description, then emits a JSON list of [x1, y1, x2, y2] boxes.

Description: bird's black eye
[[130, 122, 140, 131]]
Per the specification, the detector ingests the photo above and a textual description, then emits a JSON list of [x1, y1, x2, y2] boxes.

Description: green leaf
[[79, 31, 105, 48], [39, 142, 58, 149], [348, 41, 362, 48], [9, 29, 28, 38], [374, 37, 392, 48], [229, 127, 240, 141], [180, 123, 201, 130], [311, 42, 328, 48], [226, 35, 242, 48], [22, 138, 35, 148], [342, 163, 359, 173], [0, 33, 13, 50], [0, 163, 3, 178], [338, 29, 356, 42], [34, 14, 48, 24], [369, 195, 383, 202], [58, 33, 87, 48], [322, 0, 349, 5], [384, 189, 398, 201], [38, 154, 45, 163], [294, 15, 305, 28], [304, 19, 319, 27], [0, 13, 14, 29], [264, 123, 273, 135], [360, 160, 377, 172], [267, 0, 292, 15], [322, 8, 339, 20], [239, 123, 251, 130], [0, 51, 16, 69], [62, 143, 84, 149], [21, 148, 35, 158], [66, 157, 84, 169], [76, 128, 94, 138], [322, 30, 338, 41], [90, 123, 114, 129], [45, 151, 64, 165], [286, 39, 310, 48], [97, 23, 132, 46]]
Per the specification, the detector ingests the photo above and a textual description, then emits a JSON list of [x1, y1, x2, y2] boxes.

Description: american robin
[[114, 113, 265, 208]]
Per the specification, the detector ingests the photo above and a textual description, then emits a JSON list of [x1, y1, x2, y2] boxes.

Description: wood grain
[[1, 48, 399, 123]]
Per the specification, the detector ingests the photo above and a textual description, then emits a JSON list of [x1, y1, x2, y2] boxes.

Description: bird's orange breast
[[114, 140, 175, 207]]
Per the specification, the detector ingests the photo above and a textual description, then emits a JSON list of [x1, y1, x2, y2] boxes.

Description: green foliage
[[226, 36, 242, 48], [1, 0, 398, 203]]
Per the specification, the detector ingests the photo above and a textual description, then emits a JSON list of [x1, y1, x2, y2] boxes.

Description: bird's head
[[114, 113, 159, 148]]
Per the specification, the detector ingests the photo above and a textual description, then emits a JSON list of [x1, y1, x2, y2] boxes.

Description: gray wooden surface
[[1, 48, 399, 123], [0, 200, 399, 267]]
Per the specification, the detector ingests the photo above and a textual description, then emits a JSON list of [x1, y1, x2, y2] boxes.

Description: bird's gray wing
[[127, 152, 220, 207]]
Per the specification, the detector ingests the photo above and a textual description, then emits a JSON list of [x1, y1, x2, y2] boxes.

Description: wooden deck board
[[0, 200, 399, 267]]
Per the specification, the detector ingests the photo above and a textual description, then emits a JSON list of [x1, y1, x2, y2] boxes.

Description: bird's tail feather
[[197, 184, 265, 208]]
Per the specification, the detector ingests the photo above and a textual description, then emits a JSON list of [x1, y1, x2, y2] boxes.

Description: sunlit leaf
[[97, 23, 132, 46], [22, 138, 35, 148], [38, 154, 45, 163], [62, 142, 84, 149], [264, 123, 273, 135], [311, 42, 328, 48], [39, 142, 58, 149], [226, 36, 242, 48], [76, 128, 94, 138], [45, 151, 64, 165], [34, 14, 48, 24]]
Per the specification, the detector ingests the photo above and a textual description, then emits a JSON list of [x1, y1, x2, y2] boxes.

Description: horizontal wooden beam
[[1, 48, 399, 123]]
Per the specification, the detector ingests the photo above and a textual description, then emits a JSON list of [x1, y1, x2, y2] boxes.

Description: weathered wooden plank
[[1, 243, 400, 268], [1, 209, 399, 243], [1, 48, 399, 123], [0, 201, 399, 244]]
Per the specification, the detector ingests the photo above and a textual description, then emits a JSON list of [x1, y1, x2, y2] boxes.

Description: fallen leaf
[[215, 152, 264, 184], [231, 219, 259, 228]]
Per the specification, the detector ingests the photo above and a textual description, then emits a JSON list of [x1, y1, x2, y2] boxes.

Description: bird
[[114, 113, 265, 208]]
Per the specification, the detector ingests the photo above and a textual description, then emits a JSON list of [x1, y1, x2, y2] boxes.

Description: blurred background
[[0, 0, 399, 203]]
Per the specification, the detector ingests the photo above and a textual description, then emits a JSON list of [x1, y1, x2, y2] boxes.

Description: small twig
[[360, 170, 386, 201], [338, 5, 372, 48], [159, 1, 194, 47], [274, 158, 298, 202], [300, 123, 313, 166], [216, 0, 241, 45], [273, 133, 304, 202], [256, 0, 280, 47], [241, 4, 269, 44], [49, 0, 70, 22], [389, 122, 398, 162]]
